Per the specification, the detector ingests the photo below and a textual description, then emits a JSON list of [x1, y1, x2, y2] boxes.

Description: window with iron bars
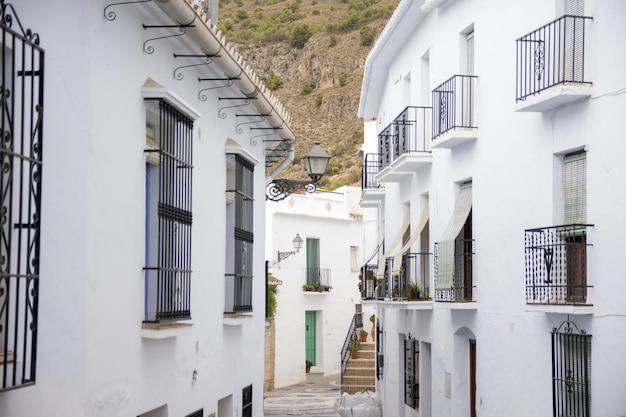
[[376, 321, 384, 380], [0, 1, 44, 391], [552, 319, 591, 417], [242, 384, 253, 417], [144, 99, 194, 322], [404, 335, 419, 410], [225, 154, 254, 313]]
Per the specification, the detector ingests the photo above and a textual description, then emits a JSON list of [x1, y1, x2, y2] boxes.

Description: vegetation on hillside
[[216, 0, 397, 189]]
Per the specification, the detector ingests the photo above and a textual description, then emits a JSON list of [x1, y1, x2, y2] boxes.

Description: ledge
[[303, 291, 330, 296], [370, 300, 433, 310], [435, 301, 478, 310], [223, 313, 254, 326], [525, 304, 594, 315], [432, 128, 478, 149], [361, 188, 385, 208], [377, 152, 433, 182], [141, 322, 193, 339], [514, 83, 592, 112]]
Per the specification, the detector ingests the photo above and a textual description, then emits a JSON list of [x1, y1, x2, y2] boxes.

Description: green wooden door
[[305, 311, 316, 365], [306, 238, 320, 285]]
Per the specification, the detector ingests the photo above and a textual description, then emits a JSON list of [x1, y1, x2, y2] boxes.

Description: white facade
[[359, 1, 626, 417], [0, 1, 296, 416], [266, 187, 373, 388]]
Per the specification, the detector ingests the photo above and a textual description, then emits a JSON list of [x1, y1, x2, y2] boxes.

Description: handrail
[[340, 312, 362, 385]]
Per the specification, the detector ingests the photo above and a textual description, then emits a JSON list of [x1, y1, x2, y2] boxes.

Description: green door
[[305, 311, 316, 365], [306, 238, 320, 285]]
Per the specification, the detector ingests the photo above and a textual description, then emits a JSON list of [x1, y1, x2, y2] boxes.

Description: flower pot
[[306, 366, 311, 373], [359, 332, 368, 342]]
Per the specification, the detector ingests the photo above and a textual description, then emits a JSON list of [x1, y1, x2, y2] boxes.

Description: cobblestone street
[[264, 374, 341, 417]]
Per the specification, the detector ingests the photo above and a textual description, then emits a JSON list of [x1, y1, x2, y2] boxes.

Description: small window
[[185, 409, 203, 417], [242, 385, 253, 417]]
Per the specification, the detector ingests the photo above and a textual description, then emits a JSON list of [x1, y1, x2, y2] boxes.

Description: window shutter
[[563, 152, 586, 224]]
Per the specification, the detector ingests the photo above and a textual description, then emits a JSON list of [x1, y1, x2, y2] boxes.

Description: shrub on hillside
[[265, 70, 285, 91], [360, 26, 374, 46], [300, 82, 316, 95], [290, 24, 313, 48]]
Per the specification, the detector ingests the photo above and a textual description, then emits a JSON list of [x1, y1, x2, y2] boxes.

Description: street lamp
[[277, 233, 304, 262], [266, 141, 331, 201]]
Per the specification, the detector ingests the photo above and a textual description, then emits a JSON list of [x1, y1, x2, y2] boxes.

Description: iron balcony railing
[[377, 106, 432, 171], [433, 239, 475, 302], [374, 253, 431, 300], [432, 75, 478, 139], [304, 268, 331, 290], [516, 15, 592, 102], [525, 224, 593, 305], [360, 264, 378, 299], [0, 1, 45, 391], [225, 273, 253, 313], [362, 153, 382, 190]]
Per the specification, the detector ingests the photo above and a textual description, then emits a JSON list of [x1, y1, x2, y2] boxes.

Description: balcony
[[524, 224, 593, 311], [515, 15, 592, 112], [225, 273, 253, 313], [432, 75, 478, 149], [359, 264, 378, 300], [377, 106, 433, 182], [372, 254, 433, 310], [303, 268, 332, 293], [434, 239, 476, 305], [361, 153, 384, 207]]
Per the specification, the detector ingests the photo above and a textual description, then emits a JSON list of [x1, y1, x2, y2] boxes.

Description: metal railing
[[373, 253, 431, 300], [525, 224, 593, 305], [432, 75, 478, 139], [377, 106, 432, 172], [362, 153, 382, 190], [360, 264, 378, 299], [434, 240, 475, 302], [516, 15, 592, 102], [0, 2, 45, 391], [340, 313, 362, 385], [304, 268, 332, 289]]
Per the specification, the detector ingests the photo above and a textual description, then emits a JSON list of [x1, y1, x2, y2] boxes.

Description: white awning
[[436, 184, 472, 289], [377, 211, 411, 278], [392, 204, 430, 274]]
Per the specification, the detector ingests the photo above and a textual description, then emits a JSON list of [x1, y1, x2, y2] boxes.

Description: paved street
[[264, 373, 341, 417]]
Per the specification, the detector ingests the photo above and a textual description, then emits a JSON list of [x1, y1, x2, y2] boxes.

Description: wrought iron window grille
[[0, 0, 44, 392]]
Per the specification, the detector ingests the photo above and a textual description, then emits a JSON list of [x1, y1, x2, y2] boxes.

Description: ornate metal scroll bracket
[[197, 77, 240, 100], [249, 132, 277, 146], [266, 179, 317, 202], [1, 2, 41, 44], [104, 0, 152, 21], [142, 23, 195, 54], [172, 53, 220, 80], [543, 247, 553, 284], [552, 315, 586, 336], [217, 97, 256, 119]]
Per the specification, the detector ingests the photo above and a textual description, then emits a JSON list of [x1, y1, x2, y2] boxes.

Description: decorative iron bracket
[[198, 77, 240, 100], [217, 97, 256, 119], [172, 53, 220, 80], [104, 0, 152, 21], [277, 250, 298, 262], [142, 23, 195, 54], [266, 179, 317, 202], [552, 315, 586, 335]]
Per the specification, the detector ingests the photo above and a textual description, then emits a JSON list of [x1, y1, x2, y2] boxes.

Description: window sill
[[435, 301, 478, 310], [141, 322, 192, 339], [223, 313, 254, 326]]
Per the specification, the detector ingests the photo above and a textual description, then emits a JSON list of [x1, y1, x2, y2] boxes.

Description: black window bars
[[0, 1, 44, 391]]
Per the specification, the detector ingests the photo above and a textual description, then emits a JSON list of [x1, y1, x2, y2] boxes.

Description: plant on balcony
[[302, 284, 316, 292], [407, 283, 421, 300]]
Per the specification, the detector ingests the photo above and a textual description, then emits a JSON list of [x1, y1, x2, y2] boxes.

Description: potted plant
[[305, 359, 312, 373], [407, 283, 421, 300], [348, 335, 360, 359], [369, 314, 375, 340], [359, 329, 368, 342]]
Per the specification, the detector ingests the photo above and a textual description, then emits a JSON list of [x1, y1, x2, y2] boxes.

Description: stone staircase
[[341, 340, 376, 395]]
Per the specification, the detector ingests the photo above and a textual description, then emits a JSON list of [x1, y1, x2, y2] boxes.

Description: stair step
[[342, 375, 375, 385], [341, 384, 376, 395], [343, 367, 376, 377], [352, 350, 376, 360]]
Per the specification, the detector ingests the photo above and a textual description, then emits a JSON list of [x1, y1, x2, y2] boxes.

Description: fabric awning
[[392, 205, 430, 274], [436, 184, 472, 290], [377, 211, 411, 278]]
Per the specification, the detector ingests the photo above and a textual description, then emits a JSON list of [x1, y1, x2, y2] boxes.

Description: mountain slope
[[217, 0, 397, 188]]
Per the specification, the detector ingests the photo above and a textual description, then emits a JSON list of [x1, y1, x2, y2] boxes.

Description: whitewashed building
[[0, 1, 297, 416], [266, 186, 372, 388], [358, 0, 626, 416]]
